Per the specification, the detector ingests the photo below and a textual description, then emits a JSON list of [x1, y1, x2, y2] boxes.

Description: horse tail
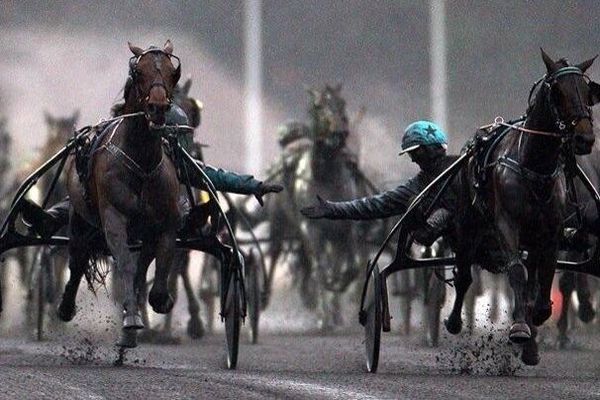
[[83, 241, 111, 295]]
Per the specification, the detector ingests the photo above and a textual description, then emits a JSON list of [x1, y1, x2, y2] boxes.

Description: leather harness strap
[[101, 119, 165, 181]]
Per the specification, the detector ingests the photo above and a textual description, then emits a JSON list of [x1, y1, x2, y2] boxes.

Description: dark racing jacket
[[323, 155, 458, 220], [168, 105, 262, 196]]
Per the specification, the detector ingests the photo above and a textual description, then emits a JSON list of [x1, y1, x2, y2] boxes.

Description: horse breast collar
[[102, 120, 165, 181]]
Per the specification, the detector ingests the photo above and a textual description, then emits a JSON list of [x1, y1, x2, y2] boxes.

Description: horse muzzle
[[145, 102, 170, 128]]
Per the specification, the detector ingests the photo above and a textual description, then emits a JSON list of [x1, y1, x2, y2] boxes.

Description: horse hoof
[[521, 342, 540, 366], [187, 316, 205, 339], [123, 314, 144, 330], [557, 335, 572, 350], [149, 291, 174, 315], [509, 322, 531, 343], [521, 349, 540, 366], [444, 318, 462, 335], [532, 304, 552, 326], [578, 301, 596, 323], [117, 329, 138, 348], [57, 302, 76, 322]]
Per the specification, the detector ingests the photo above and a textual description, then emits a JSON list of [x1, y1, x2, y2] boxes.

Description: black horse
[[445, 50, 600, 365]]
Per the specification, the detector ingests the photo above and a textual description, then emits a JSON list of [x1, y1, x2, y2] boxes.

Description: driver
[[21, 102, 282, 238], [301, 120, 456, 245]]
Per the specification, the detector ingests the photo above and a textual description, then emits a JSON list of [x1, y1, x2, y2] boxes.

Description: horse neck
[[519, 99, 562, 175], [120, 115, 163, 171], [310, 142, 344, 181]]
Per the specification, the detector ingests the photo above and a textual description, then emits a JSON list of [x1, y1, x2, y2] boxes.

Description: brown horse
[[60, 40, 182, 346], [446, 50, 600, 365]]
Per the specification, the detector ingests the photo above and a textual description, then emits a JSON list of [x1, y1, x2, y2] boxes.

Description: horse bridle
[[126, 48, 181, 106], [528, 66, 593, 133]]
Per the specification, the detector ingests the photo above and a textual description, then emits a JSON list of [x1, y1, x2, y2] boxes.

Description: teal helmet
[[399, 120, 447, 155]]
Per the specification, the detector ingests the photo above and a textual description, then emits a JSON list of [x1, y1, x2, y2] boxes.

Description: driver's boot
[[21, 198, 69, 238], [413, 208, 452, 247]]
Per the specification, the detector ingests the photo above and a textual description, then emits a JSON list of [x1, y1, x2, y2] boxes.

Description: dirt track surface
[[2, 329, 600, 400]]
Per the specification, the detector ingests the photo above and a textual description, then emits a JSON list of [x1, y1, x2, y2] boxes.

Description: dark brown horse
[[60, 40, 182, 346], [446, 50, 600, 365]]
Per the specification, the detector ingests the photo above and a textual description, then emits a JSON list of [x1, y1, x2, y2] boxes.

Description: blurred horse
[[0, 117, 11, 327], [283, 84, 371, 329], [6, 111, 78, 334]]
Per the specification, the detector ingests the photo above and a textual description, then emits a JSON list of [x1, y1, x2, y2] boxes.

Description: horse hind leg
[[576, 273, 596, 323], [181, 255, 204, 339], [557, 272, 574, 349]]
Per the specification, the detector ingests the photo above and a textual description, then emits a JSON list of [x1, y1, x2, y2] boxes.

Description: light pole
[[244, 0, 263, 173], [430, 0, 447, 132]]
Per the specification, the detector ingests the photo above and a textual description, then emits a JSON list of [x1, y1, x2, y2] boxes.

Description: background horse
[[4, 111, 78, 335], [287, 84, 371, 330], [446, 50, 599, 365], [61, 40, 182, 347]]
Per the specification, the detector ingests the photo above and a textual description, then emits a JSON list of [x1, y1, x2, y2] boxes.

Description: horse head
[[536, 49, 600, 155], [0, 117, 10, 181], [307, 84, 349, 151], [126, 40, 181, 128], [43, 110, 79, 152]]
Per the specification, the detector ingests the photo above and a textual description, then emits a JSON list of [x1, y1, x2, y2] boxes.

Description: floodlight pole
[[244, 0, 263, 173]]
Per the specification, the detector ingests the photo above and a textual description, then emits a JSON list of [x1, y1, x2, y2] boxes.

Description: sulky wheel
[[35, 251, 45, 342], [364, 264, 382, 373], [245, 257, 260, 345], [224, 270, 242, 369]]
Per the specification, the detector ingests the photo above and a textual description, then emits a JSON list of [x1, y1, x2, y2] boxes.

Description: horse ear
[[541, 48, 557, 74], [306, 87, 320, 102], [43, 110, 54, 126], [71, 109, 80, 124], [164, 39, 174, 55], [576, 55, 598, 73], [181, 77, 192, 95], [588, 80, 600, 106], [128, 42, 144, 57]]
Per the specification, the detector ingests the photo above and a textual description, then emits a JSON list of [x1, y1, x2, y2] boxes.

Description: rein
[[493, 117, 563, 138]]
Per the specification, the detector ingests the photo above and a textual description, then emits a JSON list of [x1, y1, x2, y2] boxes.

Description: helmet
[[399, 120, 447, 155]]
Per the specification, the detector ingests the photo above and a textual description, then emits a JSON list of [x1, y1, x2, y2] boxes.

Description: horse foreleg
[[148, 231, 175, 315], [103, 207, 143, 330], [531, 250, 556, 327], [57, 215, 90, 322], [136, 241, 156, 336], [161, 260, 179, 336], [507, 260, 531, 343], [444, 259, 472, 335]]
